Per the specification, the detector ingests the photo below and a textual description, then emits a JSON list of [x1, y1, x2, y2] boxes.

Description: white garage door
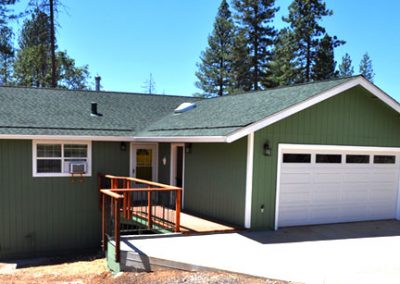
[[277, 145, 400, 228]]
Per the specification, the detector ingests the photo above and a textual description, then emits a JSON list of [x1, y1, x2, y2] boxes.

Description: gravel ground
[[0, 255, 290, 284]]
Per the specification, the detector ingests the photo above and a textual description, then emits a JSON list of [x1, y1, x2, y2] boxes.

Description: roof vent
[[174, 102, 196, 114], [91, 102, 102, 117]]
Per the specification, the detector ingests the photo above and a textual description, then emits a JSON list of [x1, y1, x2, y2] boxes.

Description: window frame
[[32, 140, 92, 177]]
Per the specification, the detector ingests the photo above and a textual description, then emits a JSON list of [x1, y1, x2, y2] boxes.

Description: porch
[[99, 174, 240, 268]]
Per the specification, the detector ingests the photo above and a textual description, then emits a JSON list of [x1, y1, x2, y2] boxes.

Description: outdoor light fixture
[[185, 143, 192, 154], [120, 142, 127, 151], [263, 141, 271, 156]]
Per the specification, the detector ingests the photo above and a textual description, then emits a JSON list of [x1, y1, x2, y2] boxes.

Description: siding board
[[0, 140, 129, 259], [184, 138, 247, 226], [252, 86, 400, 229]]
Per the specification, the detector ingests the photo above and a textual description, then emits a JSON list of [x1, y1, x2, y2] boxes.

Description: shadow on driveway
[[239, 219, 400, 244]]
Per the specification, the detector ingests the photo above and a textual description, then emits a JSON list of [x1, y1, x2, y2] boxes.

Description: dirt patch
[[0, 255, 289, 284]]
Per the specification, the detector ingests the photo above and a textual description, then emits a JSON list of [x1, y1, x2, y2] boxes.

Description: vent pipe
[[95, 75, 101, 91], [91, 102, 102, 117]]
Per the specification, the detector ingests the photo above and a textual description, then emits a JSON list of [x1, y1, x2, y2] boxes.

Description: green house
[[1, 75, 400, 259]]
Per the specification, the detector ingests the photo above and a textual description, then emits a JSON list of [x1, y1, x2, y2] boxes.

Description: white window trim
[[32, 140, 92, 177]]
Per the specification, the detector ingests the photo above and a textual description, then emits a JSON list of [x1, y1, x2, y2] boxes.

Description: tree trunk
[[306, 38, 311, 82], [49, 0, 56, 88]]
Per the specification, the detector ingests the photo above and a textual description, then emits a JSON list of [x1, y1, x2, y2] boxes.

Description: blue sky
[[11, 1, 400, 99]]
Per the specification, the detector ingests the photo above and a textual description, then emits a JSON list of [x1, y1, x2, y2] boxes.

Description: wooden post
[[127, 191, 132, 219], [175, 190, 181, 232], [101, 193, 106, 252], [123, 180, 127, 219], [147, 190, 152, 229], [114, 198, 120, 263]]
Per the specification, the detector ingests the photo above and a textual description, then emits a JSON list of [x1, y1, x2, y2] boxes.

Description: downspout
[[244, 132, 254, 229]]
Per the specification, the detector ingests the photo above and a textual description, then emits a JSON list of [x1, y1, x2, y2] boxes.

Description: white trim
[[130, 143, 159, 182], [226, 77, 400, 143], [134, 136, 227, 143], [170, 143, 185, 209], [244, 133, 254, 229], [275, 143, 400, 229], [32, 140, 92, 177], [278, 143, 400, 153], [274, 144, 283, 231], [0, 134, 227, 143], [4, 134, 136, 141]]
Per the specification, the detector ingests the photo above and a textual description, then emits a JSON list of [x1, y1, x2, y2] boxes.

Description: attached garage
[[276, 145, 400, 228]]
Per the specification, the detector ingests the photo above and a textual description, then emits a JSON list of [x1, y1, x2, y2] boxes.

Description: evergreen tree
[[338, 53, 354, 78], [0, 26, 14, 85], [312, 34, 343, 80], [229, 29, 251, 94], [359, 52, 374, 82], [267, 28, 297, 87], [0, 0, 17, 85], [14, 7, 90, 89], [196, 0, 235, 96], [233, 0, 278, 91], [283, 0, 341, 82]]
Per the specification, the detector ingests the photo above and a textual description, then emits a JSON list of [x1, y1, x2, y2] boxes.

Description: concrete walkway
[[121, 220, 400, 284]]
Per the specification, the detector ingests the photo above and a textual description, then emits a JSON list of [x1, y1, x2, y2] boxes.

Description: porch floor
[[129, 205, 240, 234]]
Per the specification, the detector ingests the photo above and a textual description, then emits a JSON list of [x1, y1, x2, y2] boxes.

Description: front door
[[131, 144, 157, 181]]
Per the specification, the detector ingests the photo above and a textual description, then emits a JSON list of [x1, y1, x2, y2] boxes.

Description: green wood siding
[[251, 86, 400, 229], [184, 138, 247, 226], [158, 143, 170, 184], [0, 140, 129, 259]]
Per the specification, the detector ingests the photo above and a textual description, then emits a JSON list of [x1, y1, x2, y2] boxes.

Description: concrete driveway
[[121, 220, 400, 284]]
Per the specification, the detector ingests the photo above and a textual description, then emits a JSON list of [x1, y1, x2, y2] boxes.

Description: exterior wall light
[[185, 143, 192, 154], [120, 142, 127, 151], [263, 141, 271, 156]]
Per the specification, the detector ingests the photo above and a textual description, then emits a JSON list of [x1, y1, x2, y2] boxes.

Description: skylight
[[174, 102, 196, 114]]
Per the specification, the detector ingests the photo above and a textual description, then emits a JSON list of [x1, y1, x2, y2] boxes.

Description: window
[[346, 155, 370, 164], [33, 141, 91, 177], [316, 154, 342, 164], [283, 154, 311, 163], [374, 155, 396, 164]]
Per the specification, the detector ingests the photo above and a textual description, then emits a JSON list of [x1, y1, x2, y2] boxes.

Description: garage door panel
[[280, 173, 312, 184], [313, 173, 342, 183], [278, 147, 400, 228]]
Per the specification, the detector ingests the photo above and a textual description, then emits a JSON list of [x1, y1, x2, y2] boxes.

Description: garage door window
[[374, 155, 396, 164], [283, 154, 311, 163], [316, 154, 341, 163], [346, 155, 370, 164]]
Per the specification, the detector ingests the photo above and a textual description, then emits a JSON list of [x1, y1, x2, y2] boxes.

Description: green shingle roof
[[0, 87, 197, 136], [0, 77, 357, 138], [139, 77, 354, 137]]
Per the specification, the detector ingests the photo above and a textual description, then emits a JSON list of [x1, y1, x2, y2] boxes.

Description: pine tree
[[283, 0, 341, 82], [196, 0, 235, 96], [0, 27, 14, 85], [267, 28, 297, 87], [229, 29, 251, 94], [312, 34, 343, 80], [338, 53, 354, 78], [359, 52, 374, 82], [0, 0, 17, 85], [233, 0, 278, 91], [14, 7, 89, 89]]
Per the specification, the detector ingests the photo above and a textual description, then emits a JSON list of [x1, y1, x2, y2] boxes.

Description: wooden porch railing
[[99, 174, 182, 263]]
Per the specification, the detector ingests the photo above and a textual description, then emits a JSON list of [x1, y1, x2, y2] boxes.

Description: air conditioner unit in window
[[69, 161, 87, 174]]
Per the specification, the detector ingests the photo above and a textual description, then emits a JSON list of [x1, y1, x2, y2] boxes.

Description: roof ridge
[[203, 75, 361, 101], [0, 84, 197, 99]]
